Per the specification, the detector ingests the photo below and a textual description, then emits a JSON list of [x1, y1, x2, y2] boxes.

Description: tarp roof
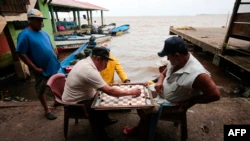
[[50, 0, 108, 11]]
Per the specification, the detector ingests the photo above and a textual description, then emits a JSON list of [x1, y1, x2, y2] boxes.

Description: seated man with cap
[[122, 36, 220, 138], [62, 47, 141, 141], [100, 43, 131, 84]]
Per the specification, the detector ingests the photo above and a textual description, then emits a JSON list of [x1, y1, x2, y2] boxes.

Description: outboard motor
[[87, 36, 97, 48]]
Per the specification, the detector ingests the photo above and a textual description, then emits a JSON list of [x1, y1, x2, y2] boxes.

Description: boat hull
[[56, 36, 111, 53], [58, 43, 88, 74], [111, 24, 130, 36]]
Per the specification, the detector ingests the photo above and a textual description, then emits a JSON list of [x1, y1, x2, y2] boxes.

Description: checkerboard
[[91, 83, 154, 110]]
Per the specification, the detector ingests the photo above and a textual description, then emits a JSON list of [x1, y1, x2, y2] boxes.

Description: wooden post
[[49, 6, 57, 32], [87, 10, 90, 25], [4, 26, 19, 62], [4, 25, 29, 80], [222, 0, 241, 55], [55, 11, 59, 22], [77, 9, 81, 29], [73, 10, 76, 21], [90, 10, 93, 26], [101, 10, 103, 26]]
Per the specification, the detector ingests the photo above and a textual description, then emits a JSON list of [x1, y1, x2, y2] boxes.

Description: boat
[[101, 23, 116, 34], [54, 34, 107, 41], [111, 24, 130, 36], [56, 35, 111, 53], [58, 43, 88, 74]]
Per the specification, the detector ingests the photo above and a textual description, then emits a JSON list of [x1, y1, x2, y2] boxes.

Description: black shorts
[[34, 74, 50, 96]]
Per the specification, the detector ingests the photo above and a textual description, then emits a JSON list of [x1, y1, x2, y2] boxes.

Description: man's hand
[[177, 100, 196, 112], [155, 83, 163, 95], [130, 88, 141, 98], [124, 79, 131, 83], [34, 68, 44, 75], [143, 82, 149, 87]]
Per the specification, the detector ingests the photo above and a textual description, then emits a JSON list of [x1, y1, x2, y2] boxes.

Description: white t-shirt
[[93, 22, 99, 29], [155, 53, 210, 104], [62, 57, 106, 103]]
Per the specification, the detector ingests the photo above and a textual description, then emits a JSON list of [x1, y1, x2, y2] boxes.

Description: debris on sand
[[176, 26, 195, 30], [201, 125, 209, 133]]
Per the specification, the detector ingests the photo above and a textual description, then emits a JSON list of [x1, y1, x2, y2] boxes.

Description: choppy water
[[89, 15, 230, 82]]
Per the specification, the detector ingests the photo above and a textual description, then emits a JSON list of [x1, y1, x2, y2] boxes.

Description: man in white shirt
[[122, 36, 221, 138], [92, 20, 99, 33], [62, 47, 141, 141]]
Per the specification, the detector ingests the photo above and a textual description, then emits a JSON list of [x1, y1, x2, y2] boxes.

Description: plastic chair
[[46, 73, 89, 140], [149, 103, 195, 141]]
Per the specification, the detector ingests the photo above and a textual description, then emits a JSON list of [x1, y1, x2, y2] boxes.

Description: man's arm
[[154, 67, 167, 94], [99, 84, 140, 97], [115, 59, 130, 83], [177, 73, 220, 110], [191, 73, 220, 104], [17, 53, 43, 74]]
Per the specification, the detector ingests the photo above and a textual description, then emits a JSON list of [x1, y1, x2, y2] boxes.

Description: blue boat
[[54, 34, 107, 41], [111, 24, 130, 36], [54, 36, 68, 41], [58, 42, 88, 74]]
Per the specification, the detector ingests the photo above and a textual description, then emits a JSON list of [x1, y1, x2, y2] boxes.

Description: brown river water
[[59, 15, 245, 97], [0, 15, 244, 101]]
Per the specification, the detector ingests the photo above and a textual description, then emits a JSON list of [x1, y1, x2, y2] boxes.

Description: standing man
[[92, 20, 99, 33], [100, 43, 130, 84], [16, 9, 60, 120]]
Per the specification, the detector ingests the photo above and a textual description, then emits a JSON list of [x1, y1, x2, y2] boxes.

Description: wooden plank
[[235, 13, 250, 22], [230, 23, 250, 40], [219, 55, 250, 72], [0, 101, 54, 108], [222, 0, 241, 54], [241, 2, 250, 4], [170, 27, 223, 54]]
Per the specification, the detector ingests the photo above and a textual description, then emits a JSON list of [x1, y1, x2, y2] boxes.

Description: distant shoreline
[[59, 14, 229, 19]]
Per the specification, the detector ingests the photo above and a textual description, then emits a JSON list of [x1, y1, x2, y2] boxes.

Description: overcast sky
[[76, 0, 236, 16]]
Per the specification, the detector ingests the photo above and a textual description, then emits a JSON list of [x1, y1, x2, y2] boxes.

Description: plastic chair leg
[[148, 113, 159, 141], [180, 114, 188, 141], [64, 114, 69, 140], [75, 118, 78, 124]]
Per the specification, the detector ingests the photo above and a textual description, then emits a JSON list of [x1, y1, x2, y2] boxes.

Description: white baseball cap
[[27, 9, 46, 19], [101, 43, 110, 51], [156, 57, 170, 67]]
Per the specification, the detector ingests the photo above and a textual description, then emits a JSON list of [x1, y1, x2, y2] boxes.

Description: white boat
[[56, 35, 111, 53], [101, 23, 116, 34], [67, 34, 107, 40]]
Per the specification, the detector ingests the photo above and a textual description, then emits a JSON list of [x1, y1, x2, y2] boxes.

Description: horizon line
[[58, 13, 230, 18]]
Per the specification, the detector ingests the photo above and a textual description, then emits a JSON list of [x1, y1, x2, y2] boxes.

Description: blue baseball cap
[[158, 36, 188, 57]]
